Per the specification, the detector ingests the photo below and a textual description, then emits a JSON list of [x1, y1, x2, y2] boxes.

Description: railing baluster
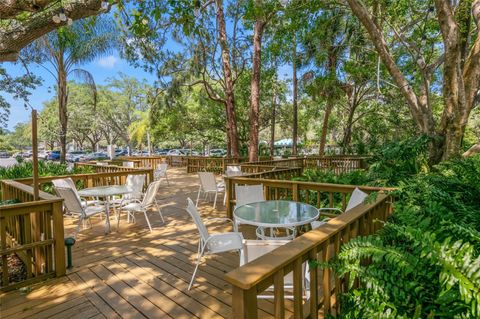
[[273, 269, 285, 318], [293, 258, 304, 319]]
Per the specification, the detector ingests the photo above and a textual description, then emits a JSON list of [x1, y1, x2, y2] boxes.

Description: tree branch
[[0, 0, 111, 61]]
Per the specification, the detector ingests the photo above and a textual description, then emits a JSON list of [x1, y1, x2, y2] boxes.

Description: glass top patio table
[[78, 185, 134, 197], [233, 200, 319, 228], [78, 185, 134, 233]]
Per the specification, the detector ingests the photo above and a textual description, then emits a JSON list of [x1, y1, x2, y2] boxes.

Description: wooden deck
[[0, 168, 292, 319]]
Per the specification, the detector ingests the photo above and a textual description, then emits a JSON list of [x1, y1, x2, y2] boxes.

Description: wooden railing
[[304, 156, 368, 174], [119, 155, 186, 168], [0, 180, 65, 291], [224, 189, 393, 318], [15, 166, 155, 192]]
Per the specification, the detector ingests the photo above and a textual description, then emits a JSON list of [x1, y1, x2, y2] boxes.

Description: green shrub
[[323, 155, 480, 318], [0, 161, 91, 180]]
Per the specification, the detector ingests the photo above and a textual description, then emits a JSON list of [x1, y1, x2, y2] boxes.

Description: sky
[[2, 53, 156, 131]]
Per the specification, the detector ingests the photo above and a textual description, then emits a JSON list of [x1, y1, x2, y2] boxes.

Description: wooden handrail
[[225, 192, 393, 318]]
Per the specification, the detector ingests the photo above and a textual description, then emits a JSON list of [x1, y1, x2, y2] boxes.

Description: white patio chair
[[52, 178, 102, 209], [310, 187, 368, 229], [185, 198, 243, 290], [240, 240, 309, 299], [235, 184, 296, 240], [196, 172, 225, 209], [54, 187, 105, 238], [225, 165, 243, 177], [119, 180, 164, 232], [110, 174, 145, 216], [123, 161, 135, 168], [154, 163, 170, 185]]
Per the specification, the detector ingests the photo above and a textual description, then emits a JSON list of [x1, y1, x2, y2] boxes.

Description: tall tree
[[24, 17, 116, 162], [346, 0, 480, 162]]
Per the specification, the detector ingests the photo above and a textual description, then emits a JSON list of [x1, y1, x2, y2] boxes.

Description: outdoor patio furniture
[[240, 240, 309, 299], [225, 165, 243, 177], [110, 174, 145, 211], [123, 161, 135, 168], [154, 163, 170, 185], [310, 187, 368, 229], [119, 181, 164, 232], [234, 200, 319, 240], [185, 198, 243, 290], [196, 172, 225, 209], [53, 186, 106, 238], [234, 184, 294, 240], [52, 178, 103, 209]]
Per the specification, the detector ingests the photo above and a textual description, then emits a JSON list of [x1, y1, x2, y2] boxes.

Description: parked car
[[167, 149, 184, 156], [154, 148, 170, 155], [85, 152, 109, 161], [66, 151, 86, 162], [0, 151, 9, 158], [47, 150, 61, 161], [209, 149, 227, 157], [38, 150, 49, 160], [115, 149, 128, 157]]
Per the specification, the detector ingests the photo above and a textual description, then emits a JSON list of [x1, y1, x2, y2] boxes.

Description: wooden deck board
[[0, 168, 281, 319]]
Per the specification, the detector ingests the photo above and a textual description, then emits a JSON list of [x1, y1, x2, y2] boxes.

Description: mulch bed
[[0, 253, 27, 286]]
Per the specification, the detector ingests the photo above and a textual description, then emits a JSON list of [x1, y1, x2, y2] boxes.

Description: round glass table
[[233, 200, 319, 237], [78, 185, 134, 233]]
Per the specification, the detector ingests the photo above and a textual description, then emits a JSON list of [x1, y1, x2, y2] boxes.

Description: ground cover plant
[[304, 139, 480, 318]]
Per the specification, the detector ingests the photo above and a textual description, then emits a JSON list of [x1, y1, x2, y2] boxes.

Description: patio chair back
[[125, 174, 145, 199], [226, 165, 242, 177], [123, 161, 135, 168], [141, 181, 161, 208], [235, 184, 264, 206], [52, 178, 81, 200], [186, 198, 210, 242], [198, 172, 217, 192], [54, 187, 84, 216], [346, 187, 368, 211]]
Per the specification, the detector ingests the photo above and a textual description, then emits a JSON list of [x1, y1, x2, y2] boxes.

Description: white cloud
[[97, 55, 118, 68]]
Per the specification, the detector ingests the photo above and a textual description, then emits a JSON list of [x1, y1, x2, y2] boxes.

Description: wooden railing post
[[52, 200, 65, 276], [232, 286, 258, 319]]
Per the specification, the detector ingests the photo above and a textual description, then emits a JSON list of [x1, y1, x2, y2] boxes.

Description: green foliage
[[0, 161, 92, 180], [318, 154, 480, 318]]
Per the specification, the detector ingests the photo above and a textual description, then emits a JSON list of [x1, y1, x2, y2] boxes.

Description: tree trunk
[[319, 98, 333, 156], [248, 18, 265, 162], [292, 35, 298, 155], [270, 91, 276, 157], [57, 57, 68, 163], [215, 0, 240, 159]]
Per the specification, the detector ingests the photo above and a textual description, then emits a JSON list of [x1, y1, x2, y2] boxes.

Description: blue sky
[[2, 53, 156, 130]]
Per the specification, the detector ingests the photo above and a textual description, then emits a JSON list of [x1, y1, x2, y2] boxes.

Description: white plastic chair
[[154, 163, 170, 185], [123, 161, 135, 168], [186, 198, 243, 290], [110, 174, 146, 214], [52, 178, 102, 209], [240, 240, 309, 299], [196, 172, 225, 209], [311, 187, 368, 229], [225, 165, 243, 177], [54, 187, 105, 238], [119, 181, 164, 232], [235, 184, 296, 240]]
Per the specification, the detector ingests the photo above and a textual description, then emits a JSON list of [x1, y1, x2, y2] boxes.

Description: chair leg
[[143, 210, 153, 232], [213, 192, 218, 209], [156, 200, 165, 223], [223, 192, 226, 206], [195, 186, 202, 207], [188, 242, 206, 290], [165, 173, 170, 185]]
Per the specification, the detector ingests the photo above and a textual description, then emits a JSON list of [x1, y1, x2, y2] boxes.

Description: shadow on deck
[[0, 168, 290, 319]]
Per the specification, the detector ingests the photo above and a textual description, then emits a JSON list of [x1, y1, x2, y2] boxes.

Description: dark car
[[47, 150, 61, 161]]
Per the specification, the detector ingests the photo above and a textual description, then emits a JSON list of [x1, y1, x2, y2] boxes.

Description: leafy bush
[[326, 155, 480, 318], [0, 161, 91, 180]]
